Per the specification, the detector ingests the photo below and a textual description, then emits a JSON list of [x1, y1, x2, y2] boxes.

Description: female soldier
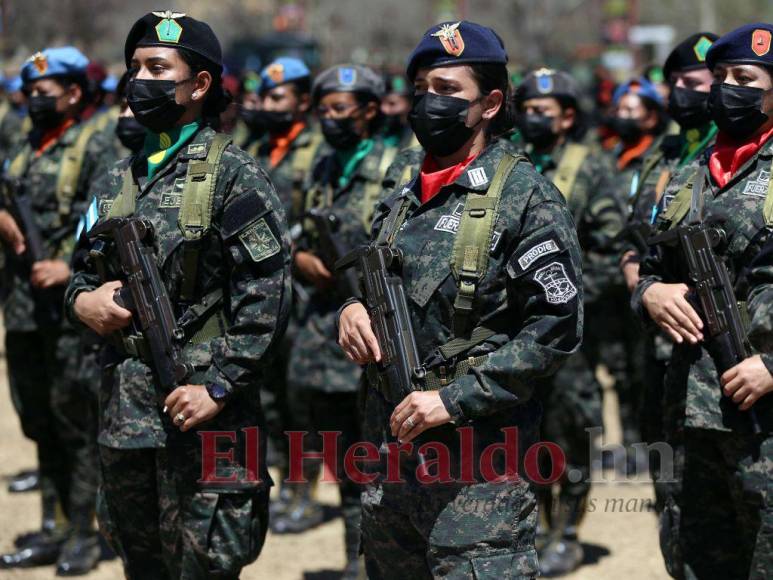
[[634, 22, 773, 579], [65, 12, 291, 579], [338, 21, 583, 579]]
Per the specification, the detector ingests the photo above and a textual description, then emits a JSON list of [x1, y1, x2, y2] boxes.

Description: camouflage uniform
[[64, 124, 292, 579], [2, 120, 109, 543], [356, 139, 584, 579], [286, 136, 394, 560], [632, 136, 773, 580], [528, 140, 621, 547]]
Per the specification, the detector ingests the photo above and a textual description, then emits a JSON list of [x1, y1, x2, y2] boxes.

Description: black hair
[[42, 74, 91, 112], [468, 63, 514, 138], [177, 47, 231, 124], [260, 76, 312, 99]]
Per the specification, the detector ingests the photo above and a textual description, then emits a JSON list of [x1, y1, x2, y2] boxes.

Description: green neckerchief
[[678, 122, 717, 168], [335, 138, 374, 188], [530, 150, 555, 174], [381, 132, 401, 148], [144, 119, 201, 179]]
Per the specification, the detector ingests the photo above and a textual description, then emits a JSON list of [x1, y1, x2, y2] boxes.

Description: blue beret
[[613, 77, 663, 108], [21, 47, 89, 84], [5, 76, 22, 93], [706, 23, 773, 71], [101, 74, 118, 93], [260, 57, 310, 91], [406, 21, 507, 81]]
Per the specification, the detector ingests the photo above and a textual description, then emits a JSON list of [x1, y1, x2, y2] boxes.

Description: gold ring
[[174, 413, 186, 425], [406, 417, 415, 429]]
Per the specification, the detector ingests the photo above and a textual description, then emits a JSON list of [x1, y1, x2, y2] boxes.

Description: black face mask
[[240, 108, 294, 136], [382, 114, 406, 135], [115, 116, 146, 152], [409, 93, 479, 157], [708, 83, 770, 139], [127, 78, 188, 133], [668, 86, 711, 129], [517, 113, 558, 149], [320, 116, 361, 150], [612, 117, 644, 143], [28, 95, 63, 130]]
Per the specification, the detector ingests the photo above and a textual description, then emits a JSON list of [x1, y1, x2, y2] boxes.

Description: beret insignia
[[535, 68, 555, 94], [693, 36, 713, 62], [31, 52, 48, 75], [431, 21, 465, 57], [153, 10, 185, 43], [338, 66, 356, 86], [752, 29, 772, 57], [266, 63, 285, 84]]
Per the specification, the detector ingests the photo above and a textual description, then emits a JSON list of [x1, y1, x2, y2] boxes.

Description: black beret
[[663, 32, 718, 79], [406, 21, 507, 81], [706, 23, 773, 71], [124, 11, 222, 69], [516, 68, 579, 106]]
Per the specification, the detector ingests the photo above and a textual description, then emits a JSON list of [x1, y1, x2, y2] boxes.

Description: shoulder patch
[[534, 261, 577, 304], [518, 239, 560, 270], [98, 199, 113, 216], [467, 167, 488, 187], [239, 218, 281, 262], [186, 143, 207, 157]]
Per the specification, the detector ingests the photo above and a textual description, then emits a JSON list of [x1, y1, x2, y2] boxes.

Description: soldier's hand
[[642, 282, 704, 344], [294, 250, 333, 289], [621, 251, 640, 293], [339, 301, 381, 364], [164, 385, 225, 431], [390, 391, 452, 443], [0, 210, 25, 255], [73, 280, 133, 335], [721, 355, 773, 411], [30, 259, 71, 288]]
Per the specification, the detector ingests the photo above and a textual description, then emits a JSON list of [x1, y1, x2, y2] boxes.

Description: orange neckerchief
[[419, 152, 477, 205], [709, 125, 773, 189], [35, 119, 76, 157], [616, 134, 654, 170], [269, 121, 306, 168]]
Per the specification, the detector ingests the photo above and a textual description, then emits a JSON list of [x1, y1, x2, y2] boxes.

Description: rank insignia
[[239, 218, 281, 262], [153, 11, 185, 44], [30, 52, 48, 75], [693, 36, 713, 62], [752, 29, 772, 57], [534, 68, 555, 94], [338, 67, 356, 86], [267, 63, 285, 84], [432, 22, 465, 57]]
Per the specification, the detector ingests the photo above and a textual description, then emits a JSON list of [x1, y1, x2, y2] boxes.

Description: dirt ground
[[0, 349, 669, 580]]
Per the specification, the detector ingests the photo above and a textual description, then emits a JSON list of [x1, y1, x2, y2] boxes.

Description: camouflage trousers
[[677, 428, 772, 580], [537, 350, 603, 535], [6, 329, 98, 533], [98, 445, 269, 580]]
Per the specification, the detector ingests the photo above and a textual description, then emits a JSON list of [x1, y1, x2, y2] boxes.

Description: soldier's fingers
[[723, 375, 743, 395], [731, 385, 750, 403], [665, 302, 701, 338], [721, 365, 739, 386], [397, 414, 422, 442], [659, 321, 684, 344], [359, 322, 381, 362], [739, 394, 757, 411], [164, 388, 184, 410], [673, 295, 703, 330]]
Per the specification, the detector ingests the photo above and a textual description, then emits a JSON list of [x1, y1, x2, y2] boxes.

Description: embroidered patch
[[186, 143, 206, 156], [518, 239, 560, 270], [431, 22, 465, 57], [338, 67, 357, 86], [534, 261, 577, 304], [239, 218, 281, 262], [752, 29, 772, 57], [98, 199, 113, 216], [433, 202, 464, 234], [743, 169, 770, 197], [467, 167, 488, 187], [534, 68, 555, 94], [159, 193, 182, 208]]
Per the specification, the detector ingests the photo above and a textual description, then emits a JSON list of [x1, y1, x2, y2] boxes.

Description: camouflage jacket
[[248, 122, 325, 222], [2, 120, 109, 331], [632, 136, 773, 432], [291, 137, 393, 392], [531, 140, 625, 304], [64, 126, 292, 457], [366, 139, 584, 428]]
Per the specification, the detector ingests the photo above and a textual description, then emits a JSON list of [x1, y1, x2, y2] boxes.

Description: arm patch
[[238, 217, 281, 262], [221, 192, 269, 239]]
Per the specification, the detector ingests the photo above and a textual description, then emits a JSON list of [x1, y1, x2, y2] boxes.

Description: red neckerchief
[[269, 121, 306, 168], [419, 153, 477, 205], [35, 118, 76, 157], [709, 125, 773, 189], [616, 134, 654, 170]]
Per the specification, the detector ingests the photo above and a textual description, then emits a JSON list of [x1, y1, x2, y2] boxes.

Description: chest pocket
[[399, 228, 455, 309]]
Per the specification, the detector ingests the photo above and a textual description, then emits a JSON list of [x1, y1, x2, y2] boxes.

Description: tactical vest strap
[[107, 168, 139, 218], [291, 132, 324, 220], [450, 153, 520, 336], [55, 123, 98, 226], [361, 145, 400, 230], [552, 143, 589, 200], [662, 169, 701, 229], [177, 133, 231, 302]]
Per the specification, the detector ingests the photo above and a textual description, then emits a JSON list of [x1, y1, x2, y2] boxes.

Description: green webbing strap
[[7, 147, 29, 179], [177, 133, 231, 302], [361, 145, 400, 230], [0, 101, 10, 128], [764, 158, 773, 227], [552, 143, 589, 200], [661, 168, 701, 230], [291, 132, 324, 220], [55, 123, 98, 226], [450, 153, 520, 336], [423, 355, 489, 390], [438, 325, 497, 360], [107, 169, 138, 218]]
